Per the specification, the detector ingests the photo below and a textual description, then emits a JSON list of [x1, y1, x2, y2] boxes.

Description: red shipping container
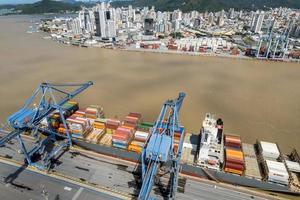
[[226, 157, 244, 165], [225, 162, 244, 171], [225, 142, 241, 149], [125, 116, 139, 123], [112, 132, 131, 141], [123, 122, 136, 128], [128, 112, 142, 119]]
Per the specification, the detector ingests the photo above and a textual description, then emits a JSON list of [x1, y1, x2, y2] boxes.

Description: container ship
[[29, 100, 300, 196], [0, 80, 300, 198]]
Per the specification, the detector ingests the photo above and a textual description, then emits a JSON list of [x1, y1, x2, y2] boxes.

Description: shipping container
[[224, 167, 243, 175], [258, 141, 280, 160], [264, 160, 289, 185], [224, 134, 242, 149], [128, 144, 142, 153], [286, 160, 300, 173], [134, 131, 149, 142], [99, 133, 112, 146], [86, 128, 104, 143]]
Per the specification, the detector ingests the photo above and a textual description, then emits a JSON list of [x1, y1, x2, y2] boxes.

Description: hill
[[112, 0, 300, 12], [15, 0, 81, 14]]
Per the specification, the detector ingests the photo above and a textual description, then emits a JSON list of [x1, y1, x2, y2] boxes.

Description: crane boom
[[0, 81, 93, 170]]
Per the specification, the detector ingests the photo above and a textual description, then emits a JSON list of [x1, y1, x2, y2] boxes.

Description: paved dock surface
[[0, 162, 121, 200], [0, 132, 274, 199]]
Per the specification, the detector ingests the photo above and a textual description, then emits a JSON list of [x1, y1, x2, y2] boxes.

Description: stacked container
[[137, 122, 154, 132], [265, 160, 289, 185], [61, 101, 79, 116], [106, 119, 120, 134], [66, 116, 91, 138], [134, 131, 149, 142], [258, 141, 280, 160], [99, 133, 112, 146], [224, 134, 242, 149], [128, 130, 149, 153], [123, 112, 142, 129], [49, 113, 61, 129], [72, 109, 86, 118], [86, 128, 105, 143], [224, 134, 244, 175], [47, 101, 79, 131], [93, 118, 106, 131], [173, 130, 182, 153], [85, 105, 104, 119], [112, 126, 134, 149], [224, 148, 245, 175]]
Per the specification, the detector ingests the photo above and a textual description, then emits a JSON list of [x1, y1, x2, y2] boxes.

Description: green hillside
[[113, 0, 300, 12], [16, 0, 81, 14]]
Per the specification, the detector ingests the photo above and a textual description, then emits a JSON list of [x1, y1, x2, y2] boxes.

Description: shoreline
[[106, 46, 300, 63], [47, 36, 300, 63]]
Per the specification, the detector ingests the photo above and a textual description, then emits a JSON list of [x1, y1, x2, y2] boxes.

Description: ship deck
[[0, 130, 276, 200]]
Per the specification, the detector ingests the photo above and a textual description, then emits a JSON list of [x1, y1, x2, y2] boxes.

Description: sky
[[0, 0, 43, 4], [0, 0, 39, 4], [0, 0, 88, 5]]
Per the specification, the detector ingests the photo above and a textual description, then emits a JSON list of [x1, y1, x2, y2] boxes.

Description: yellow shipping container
[[93, 122, 106, 129], [226, 149, 244, 157], [224, 167, 243, 175], [128, 144, 142, 153], [67, 101, 78, 105], [106, 128, 114, 134]]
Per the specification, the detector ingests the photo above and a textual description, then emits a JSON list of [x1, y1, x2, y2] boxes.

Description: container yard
[[171, 37, 237, 53], [0, 82, 300, 199]]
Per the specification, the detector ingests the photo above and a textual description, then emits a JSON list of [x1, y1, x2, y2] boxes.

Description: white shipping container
[[259, 141, 280, 160], [286, 160, 300, 173], [266, 160, 289, 185], [268, 176, 289, 185], [135, 131, 149, 140]]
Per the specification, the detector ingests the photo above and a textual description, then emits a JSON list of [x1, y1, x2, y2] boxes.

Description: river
[[0, 15, 299, 153]]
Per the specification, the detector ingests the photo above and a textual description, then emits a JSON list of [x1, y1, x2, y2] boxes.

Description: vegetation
[[3, 0, 300, 15], [170, 32, 183, 39], [14, 0, 81, 14], [113, 0, 300, 12]]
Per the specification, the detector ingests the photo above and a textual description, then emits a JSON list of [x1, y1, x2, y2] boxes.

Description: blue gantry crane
[[138, 92, 186, 200], [0, 81, 93, 170]]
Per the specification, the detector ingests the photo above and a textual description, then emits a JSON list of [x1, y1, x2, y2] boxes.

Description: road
[[0, 131, 276, 199]]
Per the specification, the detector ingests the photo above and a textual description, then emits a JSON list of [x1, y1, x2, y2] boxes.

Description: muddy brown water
[[0, 16, 299, 154]]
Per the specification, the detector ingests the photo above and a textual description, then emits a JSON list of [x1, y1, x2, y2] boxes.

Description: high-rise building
[[106, 20, 116, 38], [239, 10, 243, 19], [67, 18, 82, 35], [208, 12, 214, 25], [229, 8, 235, 19], [194, 18, 202, 28], [217, 10, 225, 26], [94, 9, 106, 37], [172, 19, 181, 32], [83, 10, 95, 34], [94, 4, 116, 39], [144, 16, 155, 35], [172, 9, 182, 21]]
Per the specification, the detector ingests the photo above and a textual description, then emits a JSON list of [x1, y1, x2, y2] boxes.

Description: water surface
[[0, 15, 299, 153]]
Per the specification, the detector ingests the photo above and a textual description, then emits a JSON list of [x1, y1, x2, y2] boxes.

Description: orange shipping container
[[226, 149, 243, 157], [128, 144, 142, 153], [224, 167, 243, 175]]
